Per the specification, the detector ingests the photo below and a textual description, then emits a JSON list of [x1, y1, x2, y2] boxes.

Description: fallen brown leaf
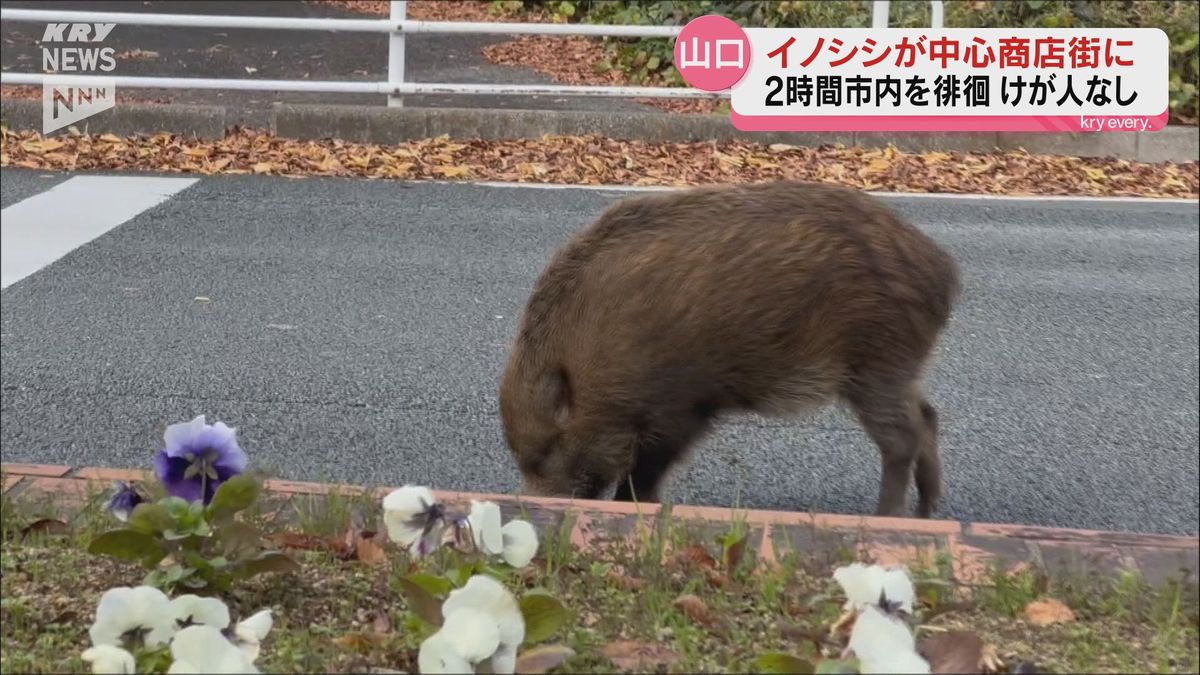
[[50, 609, 80, 625], [605, 570, 647, 591], [332, 631, 390, 652], [514, 644, 576, 674], [21, 518, 70, 538], [674, 593, 717, 628], [431, 164, 472, 178], [371, 610, 392, 635], [267, 531, 332, 552], [781, 621, 837, 650], [1023, 598, 1076, 626], [668, 543, 717, 570], [917, 630, 993, 673], [354, 531, 388, 567], [597, 641, 680, 671]]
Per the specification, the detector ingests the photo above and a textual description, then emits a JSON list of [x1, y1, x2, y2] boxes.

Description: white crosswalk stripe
[[1, 174, 198, 290]]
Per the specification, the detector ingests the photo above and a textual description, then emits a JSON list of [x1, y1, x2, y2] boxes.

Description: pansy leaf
[[88, 529, 168, 568], [520, 589, 570, 644], [162, 528, 192, 542], [135, 646, 173, 674], [405, 572, 452, 598], [181, 575, 209, 589], [127, 503, 175, 535], [160, 496, 192, 519], [182, 550, 214, 574], [207, 474, 260, 522], [755, 652, 815, 674], [814, 658, 859, 674], [216, 521, 262, 560], [396, 577, 445, 627]]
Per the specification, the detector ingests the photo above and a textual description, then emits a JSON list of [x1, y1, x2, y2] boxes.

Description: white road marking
[[1, 175, 198, 290], [446, 179, 1199, 205]]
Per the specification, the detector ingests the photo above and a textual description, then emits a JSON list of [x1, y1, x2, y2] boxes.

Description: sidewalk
[[0, 0, 656, 128], [5, 462, 1197, 589]]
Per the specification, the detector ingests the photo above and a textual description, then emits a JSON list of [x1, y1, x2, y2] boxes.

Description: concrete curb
[[0, 99, 228, 140], [4, 462, 1197, 588], [273, 104, 1200, 163], [3, 98, 1197, 163]]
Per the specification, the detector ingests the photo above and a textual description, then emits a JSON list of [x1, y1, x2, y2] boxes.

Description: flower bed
[[2, 415, 1198, 673]]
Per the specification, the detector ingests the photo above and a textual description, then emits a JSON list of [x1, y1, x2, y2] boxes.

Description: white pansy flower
[[89, 586, 176, 649], [418, 632, 473, 674], [466, 500, 504, 556], [499, 519, 539, 568], [847, 605, 931, 674], [445, 608, 503, 662], [418, 575, 526, 675], [170, 595, 231, 630], [382, 485, 446, 557], [441, 574, 525, 674], [80, 644, 136, 674], [167, 625, 259, 674], [488, 642, 518, 675], [417, 609, 504, 674], [833, 562, 916, 613], [232, 609, 273, 661]]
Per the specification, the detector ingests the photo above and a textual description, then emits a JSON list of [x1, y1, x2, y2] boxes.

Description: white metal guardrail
[[0, 1, 944, 108]]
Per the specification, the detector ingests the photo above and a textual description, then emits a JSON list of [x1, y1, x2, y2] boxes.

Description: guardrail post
[[871, 0, 889, 28], [387, 0, 407, 107], [929, 0, 944, 29]]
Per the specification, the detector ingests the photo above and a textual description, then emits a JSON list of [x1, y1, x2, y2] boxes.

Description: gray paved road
[[1, 169, 1197, 535]]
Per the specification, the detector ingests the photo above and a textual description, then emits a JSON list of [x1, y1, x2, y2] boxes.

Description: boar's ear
[[540, 367, 573, 428]]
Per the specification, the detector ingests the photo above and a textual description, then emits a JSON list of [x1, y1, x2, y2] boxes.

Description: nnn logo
[[43, 75, 117, 133], [39, 23, 118, 134]]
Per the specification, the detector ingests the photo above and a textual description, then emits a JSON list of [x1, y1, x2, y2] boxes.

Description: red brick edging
[[3, 462, 1196, 587]]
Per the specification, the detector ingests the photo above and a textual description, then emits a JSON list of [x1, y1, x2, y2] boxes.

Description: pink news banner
[[672, 15, 1171, 133]]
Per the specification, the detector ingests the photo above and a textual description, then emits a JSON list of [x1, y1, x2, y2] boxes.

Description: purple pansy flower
[[106, 481, 146, 522], [153, 415, 248, 504]]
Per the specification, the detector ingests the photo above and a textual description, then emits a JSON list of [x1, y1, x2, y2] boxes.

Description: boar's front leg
[[612, 408, 712, 504], [612, 443, 674, 504]]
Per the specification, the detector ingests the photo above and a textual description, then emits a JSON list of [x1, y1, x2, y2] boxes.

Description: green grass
[[1, 483, 1197, 674]]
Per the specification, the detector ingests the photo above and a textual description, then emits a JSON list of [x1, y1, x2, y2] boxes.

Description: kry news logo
[[40, 22, 118, 134]]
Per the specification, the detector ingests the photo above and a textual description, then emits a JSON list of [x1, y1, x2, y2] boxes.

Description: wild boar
[[498, 180, 960, 518]]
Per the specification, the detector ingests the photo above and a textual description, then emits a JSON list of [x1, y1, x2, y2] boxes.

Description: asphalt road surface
[[1, 169, 1197, 536]]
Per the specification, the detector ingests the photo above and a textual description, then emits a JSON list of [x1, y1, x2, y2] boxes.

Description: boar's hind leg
[[846, 380, 938, 518], [913, 398, 942, 518]]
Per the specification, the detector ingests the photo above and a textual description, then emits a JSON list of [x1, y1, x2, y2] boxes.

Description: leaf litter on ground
[[2, 126, 1194, 199], [4, 126, 1195, 198]]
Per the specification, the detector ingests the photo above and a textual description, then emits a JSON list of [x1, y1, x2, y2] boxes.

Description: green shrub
[[520, 0, 1198, 123]]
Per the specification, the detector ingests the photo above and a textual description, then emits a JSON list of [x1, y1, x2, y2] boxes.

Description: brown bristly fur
[[499, 180, 961, 518]]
